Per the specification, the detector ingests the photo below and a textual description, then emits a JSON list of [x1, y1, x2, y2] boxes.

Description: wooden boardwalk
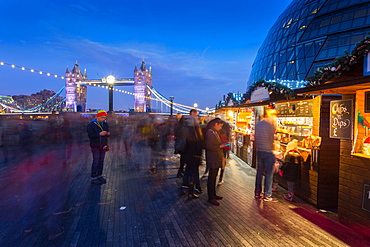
[[1, 138, 370, 247]]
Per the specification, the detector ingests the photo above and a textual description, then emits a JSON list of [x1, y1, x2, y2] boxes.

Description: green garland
[[306, 33, 370, 86], [247, 79, 295, 100]]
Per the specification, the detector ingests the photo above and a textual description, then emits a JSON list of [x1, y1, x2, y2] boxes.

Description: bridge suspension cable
[[0, 86, 65, 113]]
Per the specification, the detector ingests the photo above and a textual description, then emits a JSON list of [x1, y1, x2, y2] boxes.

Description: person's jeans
[[255, 151, 275, 198], [287, 181, 295, 193], [91, 147, 106, 178]]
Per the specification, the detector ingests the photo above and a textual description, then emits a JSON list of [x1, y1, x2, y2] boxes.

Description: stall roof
[[294, 76, 370, 95], [295, 57, 370, 95]]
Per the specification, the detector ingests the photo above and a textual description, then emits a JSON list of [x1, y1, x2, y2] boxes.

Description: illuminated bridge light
[[11, 65, 15, 68], [0, 62, 4, 65]]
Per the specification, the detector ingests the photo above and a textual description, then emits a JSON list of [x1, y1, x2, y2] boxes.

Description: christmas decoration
[[305, 33, 370, 86], [247, 79, 295, 100]]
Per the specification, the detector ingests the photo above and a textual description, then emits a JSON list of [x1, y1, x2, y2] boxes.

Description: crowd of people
[[0, 107, 300, 240]]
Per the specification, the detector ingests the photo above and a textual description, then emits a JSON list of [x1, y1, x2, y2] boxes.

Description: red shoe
[[214, 195, 223, 200], [207, 199, 220, 206]]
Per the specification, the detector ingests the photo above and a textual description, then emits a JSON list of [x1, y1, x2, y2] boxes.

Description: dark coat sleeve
[[205, 129, 223, 169]]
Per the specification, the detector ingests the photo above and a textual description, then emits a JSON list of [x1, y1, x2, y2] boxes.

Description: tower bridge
[[65, 60, 152, 113], [0, 60, 211, 114]]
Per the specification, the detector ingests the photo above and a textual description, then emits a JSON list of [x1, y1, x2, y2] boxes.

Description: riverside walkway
[[1, 138, 370, 247]]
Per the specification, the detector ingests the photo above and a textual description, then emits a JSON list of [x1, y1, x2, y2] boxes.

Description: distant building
[[65, 62, 87, 112], [134, 60, 152, 112], [0, 96, 16, 112], [248, 0, 370, 89], [12, 89, 64, 111]]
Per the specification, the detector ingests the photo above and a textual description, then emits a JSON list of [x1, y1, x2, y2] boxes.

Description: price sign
[[330, 99, 353, 139]]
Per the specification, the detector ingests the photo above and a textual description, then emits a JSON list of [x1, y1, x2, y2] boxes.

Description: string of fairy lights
[[0, 61, 65, 79], [1, 61, 212, 113]]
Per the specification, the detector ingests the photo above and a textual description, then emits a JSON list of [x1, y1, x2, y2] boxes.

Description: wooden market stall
[[272, 96, 341, 209], [295, 56, 370, 230]]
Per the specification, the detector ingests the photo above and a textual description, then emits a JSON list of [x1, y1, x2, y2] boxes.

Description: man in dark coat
[[87, 109, 110, 185]]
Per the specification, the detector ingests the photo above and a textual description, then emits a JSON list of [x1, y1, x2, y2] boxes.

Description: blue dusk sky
[[0, 0, 292, 111]]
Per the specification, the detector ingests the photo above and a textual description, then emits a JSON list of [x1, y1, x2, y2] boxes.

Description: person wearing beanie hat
[[86, 109, 110, 185], [96, 109, 107, 118]]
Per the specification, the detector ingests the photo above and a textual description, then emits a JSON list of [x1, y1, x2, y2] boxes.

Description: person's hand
[[106, 131, 111, 135], [100, 131, 107, 136], [220, 142, 230, 148]]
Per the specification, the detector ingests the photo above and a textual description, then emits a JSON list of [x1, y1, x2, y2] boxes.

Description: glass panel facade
[[248, 0, 370, 89]]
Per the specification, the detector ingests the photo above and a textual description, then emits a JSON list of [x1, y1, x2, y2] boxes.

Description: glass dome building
[[248, 0, 370, 89]]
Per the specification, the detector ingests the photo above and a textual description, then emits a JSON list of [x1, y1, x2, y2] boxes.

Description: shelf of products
[[276, 117, 313, 144]]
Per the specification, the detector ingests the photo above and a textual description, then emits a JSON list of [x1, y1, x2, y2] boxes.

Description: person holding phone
[[205, 118, 228, 206], [87, 109, 110, 185]]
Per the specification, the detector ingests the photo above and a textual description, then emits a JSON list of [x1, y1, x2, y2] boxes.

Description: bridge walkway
[[0, 138, 369, 247]]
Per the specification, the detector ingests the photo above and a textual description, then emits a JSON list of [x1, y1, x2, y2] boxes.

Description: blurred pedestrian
[[281, 140, 301, 202], [148, 116, 171, 174], [121, 118, 135, 160], [254, 109, 277, 201], [180, 116, 203, 198], [87, 109, 110, 185]]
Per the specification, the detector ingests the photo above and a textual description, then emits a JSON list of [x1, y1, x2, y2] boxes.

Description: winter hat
[[96, 109, 107, 117]]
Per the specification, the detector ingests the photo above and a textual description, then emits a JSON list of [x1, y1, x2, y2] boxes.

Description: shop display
[[362, 136, 370, 155], [235, 110, 254, 135], [276, 116, 313, 144]]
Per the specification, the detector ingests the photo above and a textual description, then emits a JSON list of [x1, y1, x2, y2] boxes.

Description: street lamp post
[[169, 96, 174, 116], [106, 75, 115, 112]]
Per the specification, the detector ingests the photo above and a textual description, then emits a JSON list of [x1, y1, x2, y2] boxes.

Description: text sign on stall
[[275, 101, 313, 117], [330, 99, 353, 139], [250, 87, 269, 103]]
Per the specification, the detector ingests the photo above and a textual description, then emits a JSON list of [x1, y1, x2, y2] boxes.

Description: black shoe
[[97, 177, 106, 183], [188, 194, 200, 199]]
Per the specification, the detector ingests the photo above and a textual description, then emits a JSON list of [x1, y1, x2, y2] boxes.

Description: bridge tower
[[65, 62, 87, 112], [134, 60, 152, 112]]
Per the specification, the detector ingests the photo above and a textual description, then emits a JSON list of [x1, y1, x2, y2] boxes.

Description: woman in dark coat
[[205, 118, 228, 206]]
